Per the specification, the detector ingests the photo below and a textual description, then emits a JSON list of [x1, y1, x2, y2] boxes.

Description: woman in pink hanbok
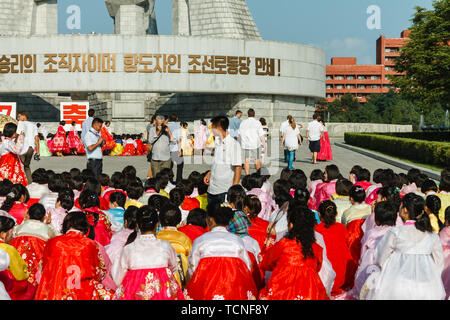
[[111, 206, 184, 300], [317, 120, 333, 161], [311, 165, 340, 211], [193, 119, 209, 156], [439, 208, 450, 299]]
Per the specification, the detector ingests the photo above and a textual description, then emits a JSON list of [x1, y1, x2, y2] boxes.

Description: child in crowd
[[354, 168, 372, 191], [437, 174, 450, 225], [39, 174, 67, 211], [48, 189, 74, 235], [422, 179, 439, 196], [259, 205, 329, 300], [361, 194, 445, 300], [312, 164, 341, 211], [330, 178, 353, 223], [344, 201, 398, 300], [315, 200, 353, 296], [111, 206, 184, 300], [366, 168, 384, 197], [178, 208, 208, 243], [106, 206, 138, 266], [0, 123, 27, 186], [425, 195, 443, 233], [1, 184, 30, 225], [247, 172, 276, 221], [125, 182, 144, 209], [26, 169, 50, 204], [106, 192, 127, 232], [0, 212, 31, 300], [185, 202, 257, 300], [10, 203, 57, 293], [138, 178, 159, 205], [195, 176, 209, 211], [177, 179, 200, 212], [308, 169, 324, 204], [169, 187, 189, 224], [156, 203, 192, 288]]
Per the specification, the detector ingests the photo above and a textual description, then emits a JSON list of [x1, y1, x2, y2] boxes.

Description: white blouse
[[188, 226, 252, 278], [111, 234, 178, 286], [0, 136, 24, 156], [0, 249, 11, 300]]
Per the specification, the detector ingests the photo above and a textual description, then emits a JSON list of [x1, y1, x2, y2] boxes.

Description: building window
[[357, 75, 366, 80], [371, 85, 379, 89], [370, 75, 378, 80], [347, 75, 354, 80], [358, 84, 365, 89], [336, 85, 344, 89], [326, 84, 333, 89], [326, 94, 333, 98], [346, 85, 354, 89], [326, 75, 333, 80], [385, 66, 392, 71], [335, 75, 344, 80]]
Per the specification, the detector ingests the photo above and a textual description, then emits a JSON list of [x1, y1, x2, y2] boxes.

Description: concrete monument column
[[105, 0, 158, 35]]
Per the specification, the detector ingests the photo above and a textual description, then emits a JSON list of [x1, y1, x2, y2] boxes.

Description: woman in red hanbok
[[48, 121, 69, 157], [184, 203, 258, 300], [79, 191, 113, 247], [101, 122, 116, 154], [67, 121, 85, 155], [0, 123, 28, 186], [259, 205, 329, 300], [121, 136, 137, 156], [9, 203, 57, 296], [317, 120, 333, 161], [35, 211, 113, 300], [315, 200, 354, 295], [111, 206, 184, 300]]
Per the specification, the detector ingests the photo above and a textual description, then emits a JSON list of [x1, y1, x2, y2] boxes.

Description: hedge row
[[376, 131, 450, 142], [344, 133, 450, 167]]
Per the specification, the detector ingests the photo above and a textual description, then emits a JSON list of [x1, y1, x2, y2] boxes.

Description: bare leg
[[244, 158, 251, 175], [254, 159, 261, 171], [147, 165, 153, 178]]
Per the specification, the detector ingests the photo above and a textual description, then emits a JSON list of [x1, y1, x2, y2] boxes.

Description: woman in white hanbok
[[0, 249, 11, 300], [361, 193, 445, 300]]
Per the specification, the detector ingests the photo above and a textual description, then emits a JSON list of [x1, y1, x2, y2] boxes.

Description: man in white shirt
[[81, 108, 95, 146], [204, 115, 242, 204], [306, 113, 324, 164], [16, 111, 39, 183], [279, 115, 291, 162], [84, 118, 104, 177], [238, 108, 266, 175]]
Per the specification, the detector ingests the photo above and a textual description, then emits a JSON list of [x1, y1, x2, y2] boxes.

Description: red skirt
[[317, 131, 333, 161], [9, 236, 46, 290], [0, 153, 28, 186], [121, 144, 136, 156], [48, 132, 69, 153], [185, 257, 257, 300], [113, 267, 184, 300], [345, 219, 365, 288]]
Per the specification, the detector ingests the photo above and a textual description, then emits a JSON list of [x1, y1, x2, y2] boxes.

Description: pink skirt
[[113, 267, 184, 300]]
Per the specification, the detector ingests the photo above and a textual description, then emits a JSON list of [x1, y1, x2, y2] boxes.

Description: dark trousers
[[20, 146, 34, 183], [87, 159, 103, 178], [207, 192, 227, 205], [170, 151, 184, 184]]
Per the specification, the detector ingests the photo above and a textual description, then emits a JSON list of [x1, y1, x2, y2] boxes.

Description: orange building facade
[[326, 30, 410, 103]]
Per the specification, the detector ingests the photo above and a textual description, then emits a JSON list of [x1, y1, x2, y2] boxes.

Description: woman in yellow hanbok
[[180, 122, 194, 156], [205, 122, 215, 156]]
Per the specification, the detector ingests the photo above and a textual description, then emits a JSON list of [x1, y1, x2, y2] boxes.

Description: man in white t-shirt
[[204, 115, 242, 204], [238, 108, 266, 175], [16, 111, 39, 183], [279, 115, 292, 162], [306, 113, 324, 164]]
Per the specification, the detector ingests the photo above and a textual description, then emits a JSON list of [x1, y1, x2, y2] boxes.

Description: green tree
[[389, 0, 450, 114]]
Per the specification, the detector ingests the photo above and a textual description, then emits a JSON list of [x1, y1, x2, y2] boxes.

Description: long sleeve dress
[[0, 136, 27, 186], [258, 238, 329, 300], [185, 226, 257, 300], [361, 223, 445, 300], [111, 234, 184, 300], [35, 230, 113, 300]]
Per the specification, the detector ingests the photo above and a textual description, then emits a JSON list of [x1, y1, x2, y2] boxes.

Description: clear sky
[[58, 0, 435, 65]]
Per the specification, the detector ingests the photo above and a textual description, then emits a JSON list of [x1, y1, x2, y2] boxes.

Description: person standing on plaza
[[16, 111, 39, 183], [281, 117, 302, 170], [84, 118, 105, 178], [148, 115, 174, 179], [81, 109, 95, 147], [238, 109, 266, 176], [228, 110, 242, 139], [306, 113, 324, 164], [279, 115, 292, 162], [203, 116, 242, 204], [167, 113, 184, 184], [193, 119, 209, 156]]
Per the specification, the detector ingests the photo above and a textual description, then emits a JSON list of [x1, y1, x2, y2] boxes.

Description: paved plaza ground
[[30, 138, 410, 183]]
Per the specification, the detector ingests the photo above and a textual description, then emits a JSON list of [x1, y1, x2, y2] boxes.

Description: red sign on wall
[[60, 102, 88, 130], [0, 103, 16, 118]]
